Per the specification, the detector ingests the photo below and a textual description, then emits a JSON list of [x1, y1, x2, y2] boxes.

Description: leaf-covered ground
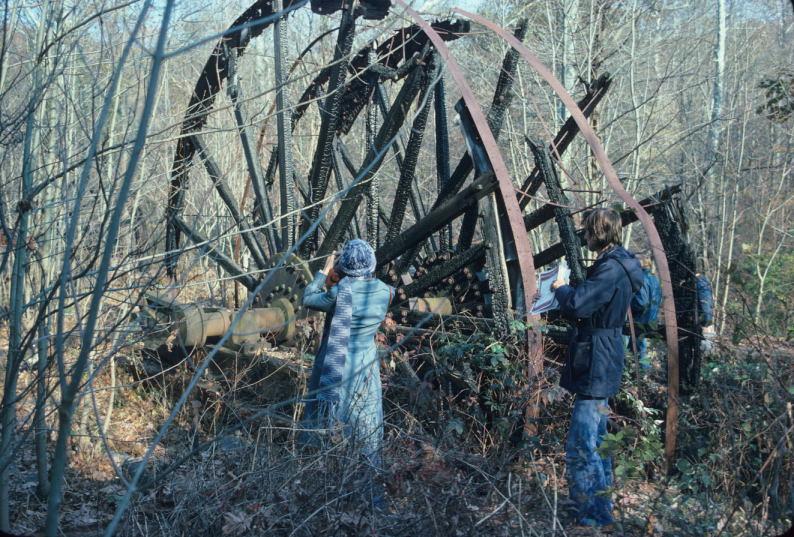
[[5, 330, 793, 536]]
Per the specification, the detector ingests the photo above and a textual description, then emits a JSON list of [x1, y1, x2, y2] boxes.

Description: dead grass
[[3, 322, 792, 536]]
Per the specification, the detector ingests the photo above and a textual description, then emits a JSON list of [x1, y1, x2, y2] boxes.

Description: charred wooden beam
[[375, 83, 434, 252], [301, 6, 356, 256], [526, 138, 585, 284], [173, 216, 258, 291], [457, 207, 479, 251], [331, 143, 363, 239], [455, 95, 494, 251], [523, 204, 556, 231], [532, 184, 683, 269], [366, 48, 380, 245], [434, 76, 452, 250], [488, 17, 528, 135], [192, 135, 268, 270], [376, 172, 498, 268], [334, 138, 388, 231], [517, 73, 612, 209], [316, 51, 429, 264], [274, 0, 296, 247], [399, 310, 494, 333], [295, 171, 330, 237], [400, 243, 487, 298], [646, 191, 701, 389], [384, 58, 437, 245], [226, 48, 280, 255], [523, 199, 606, 231]]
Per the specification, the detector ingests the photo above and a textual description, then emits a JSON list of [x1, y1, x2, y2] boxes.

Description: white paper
[[530, 260, 571, 315]]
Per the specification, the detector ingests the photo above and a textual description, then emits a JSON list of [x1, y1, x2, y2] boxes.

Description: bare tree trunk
[[753, 162, 791, 325], [700, 0, 727, 267], [719, 180, 740, 334], [35, 295, 50, 499], [557, 0, 579, 127], [0, 23, 47, 522], [623, 0, 642, 249], [715, 70, 750, 328], [45, 1, 164, 533], [708, 0, 727, 168]]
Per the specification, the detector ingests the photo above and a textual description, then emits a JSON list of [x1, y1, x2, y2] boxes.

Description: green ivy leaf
[[447, 418, 464, 436]]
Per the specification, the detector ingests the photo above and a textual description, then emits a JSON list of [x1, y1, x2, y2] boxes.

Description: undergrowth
[[8, 326, 793, 536]]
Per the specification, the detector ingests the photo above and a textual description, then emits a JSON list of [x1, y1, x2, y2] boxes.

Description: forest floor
[[4, 324, 793, 536]]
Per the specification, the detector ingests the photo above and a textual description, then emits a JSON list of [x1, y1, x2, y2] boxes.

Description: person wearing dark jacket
[[551, 208, 644, 528]]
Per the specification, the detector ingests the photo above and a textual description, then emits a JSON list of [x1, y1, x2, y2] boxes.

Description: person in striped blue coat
[[300, 239, 393, 469]]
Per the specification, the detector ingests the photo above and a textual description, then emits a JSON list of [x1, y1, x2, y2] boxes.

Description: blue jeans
[[565, 397, 614, 526]]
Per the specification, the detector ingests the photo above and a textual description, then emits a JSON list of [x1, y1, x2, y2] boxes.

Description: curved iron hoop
[[454, 8, 680, 469], [391, 0, 543, 375]]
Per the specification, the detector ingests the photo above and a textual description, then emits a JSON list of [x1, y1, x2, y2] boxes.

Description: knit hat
[[336, 239, 376, 277]]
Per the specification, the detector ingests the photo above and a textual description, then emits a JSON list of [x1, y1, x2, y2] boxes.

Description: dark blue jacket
[[554, 246, 644, 398], [696, 275, 714, 326], [631, 269, 662, 326]]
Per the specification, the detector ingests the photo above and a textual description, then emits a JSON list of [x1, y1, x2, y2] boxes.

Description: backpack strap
[[611, 258, 634, 289], [611, 258, 639, 360]]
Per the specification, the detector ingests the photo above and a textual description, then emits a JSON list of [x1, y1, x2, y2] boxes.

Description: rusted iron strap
[[392, 0, 541, 362], [457, 8, 679, 468]]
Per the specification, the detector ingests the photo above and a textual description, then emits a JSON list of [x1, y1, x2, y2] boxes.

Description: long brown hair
[[584, 208, 622, 250]]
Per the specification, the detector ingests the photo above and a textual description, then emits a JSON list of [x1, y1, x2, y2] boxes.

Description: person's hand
[[551, 277, 566, 291], [321, 252, 336, 275]]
